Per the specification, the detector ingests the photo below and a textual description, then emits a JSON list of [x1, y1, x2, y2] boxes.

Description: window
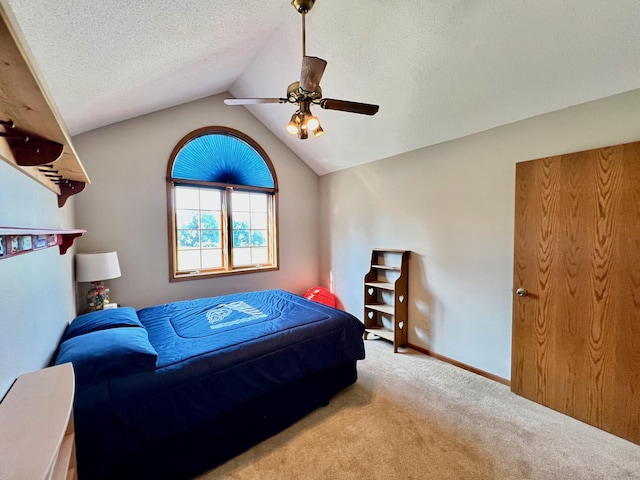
[[167, 127, 278, 281]]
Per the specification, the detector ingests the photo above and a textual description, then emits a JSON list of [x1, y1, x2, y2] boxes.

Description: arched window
[[166, 126, 278, 281]]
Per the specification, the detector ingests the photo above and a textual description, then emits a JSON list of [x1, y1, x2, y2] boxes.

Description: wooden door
[[511, 141, 640, 444]]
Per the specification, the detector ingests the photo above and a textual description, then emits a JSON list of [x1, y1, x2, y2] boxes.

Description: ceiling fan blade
[[320, 99, 379, 116], [224, 98, 286, 105], [300, 56, 327, 92]]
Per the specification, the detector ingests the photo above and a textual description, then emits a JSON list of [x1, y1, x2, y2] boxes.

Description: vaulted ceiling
[[3, 0, 640, 175]]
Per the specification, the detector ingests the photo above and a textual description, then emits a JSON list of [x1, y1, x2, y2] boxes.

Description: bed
[[54, 289, 365, 479]]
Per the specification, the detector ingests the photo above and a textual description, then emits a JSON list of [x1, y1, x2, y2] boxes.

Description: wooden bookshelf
[[363, 249, 410, 352]]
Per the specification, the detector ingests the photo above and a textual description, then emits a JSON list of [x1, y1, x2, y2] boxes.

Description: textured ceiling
[[3, 0, 640, 175]]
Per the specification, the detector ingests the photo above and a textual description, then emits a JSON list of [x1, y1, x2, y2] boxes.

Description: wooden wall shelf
[[0, 226, 86, 259], [0, 6, 90, 207]]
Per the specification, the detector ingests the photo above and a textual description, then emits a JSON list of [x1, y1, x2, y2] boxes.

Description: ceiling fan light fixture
[[312, 124, 324, 137], [286, 112, 302, 134], [305, 114, 320, 131]]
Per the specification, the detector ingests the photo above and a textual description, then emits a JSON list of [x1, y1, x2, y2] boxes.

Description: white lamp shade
[[75, 252, 121, 283]]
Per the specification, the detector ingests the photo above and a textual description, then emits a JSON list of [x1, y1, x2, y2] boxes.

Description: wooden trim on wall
[[407, 343, 510, 386]]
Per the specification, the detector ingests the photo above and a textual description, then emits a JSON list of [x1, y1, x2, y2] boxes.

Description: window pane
[[251, 230, 267, 247], [232, 212, 250, 230], [233, 247, 251, 266], [252, 247, 268, 265], [250, 212, 267, 229], [200, 210, 220, 229], [201, 229, 221, 248], [177, 250, 201, 271], [233, 229, 250, 247], [250, 194, 267, 212], [232, 191, 251, 211], [201, 249, 222, 268], [200, 189, 221, 209], [177, 229, 200, 248], [229, 191, 271, 267], [175, 187, 200, 209], [176, 210, 199, 229]]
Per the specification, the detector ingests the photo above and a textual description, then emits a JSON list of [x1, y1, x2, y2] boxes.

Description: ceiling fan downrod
[[291, 0, 315, 57]]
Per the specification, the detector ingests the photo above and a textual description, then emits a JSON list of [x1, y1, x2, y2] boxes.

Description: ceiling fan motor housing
[[287, 81, 322, 103]]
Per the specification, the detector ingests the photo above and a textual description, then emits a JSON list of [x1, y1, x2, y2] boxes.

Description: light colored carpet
[[198, 338, 640, 479]]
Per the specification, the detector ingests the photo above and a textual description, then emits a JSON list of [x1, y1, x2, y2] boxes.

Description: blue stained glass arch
[[171, 130, 275, 189]]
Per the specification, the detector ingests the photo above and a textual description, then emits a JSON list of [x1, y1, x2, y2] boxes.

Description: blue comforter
[[74, 289, 365, 477]]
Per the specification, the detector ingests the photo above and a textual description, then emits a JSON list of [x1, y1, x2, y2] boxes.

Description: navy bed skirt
[[89, 360, 358, 480]]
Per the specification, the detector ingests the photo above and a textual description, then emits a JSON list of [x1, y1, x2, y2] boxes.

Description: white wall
[[0, 160, 77, 398], [319, 88, 640, 380], [72, 93, 320, 310]]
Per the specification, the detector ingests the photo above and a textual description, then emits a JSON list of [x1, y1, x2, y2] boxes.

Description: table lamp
[[75, 252, 121, 312]]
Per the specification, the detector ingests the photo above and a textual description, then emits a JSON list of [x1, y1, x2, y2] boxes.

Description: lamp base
[[86, 281, 107, 312]]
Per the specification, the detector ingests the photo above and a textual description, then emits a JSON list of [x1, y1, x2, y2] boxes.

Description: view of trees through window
[[175, 186, 269, 272]]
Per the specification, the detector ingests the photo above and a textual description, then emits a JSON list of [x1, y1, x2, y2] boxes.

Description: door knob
[[516, 288, 528, 297]]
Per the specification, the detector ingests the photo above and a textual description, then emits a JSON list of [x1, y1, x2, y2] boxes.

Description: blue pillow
[[55, 327, 158, 385], [62, 307, 143, 342]]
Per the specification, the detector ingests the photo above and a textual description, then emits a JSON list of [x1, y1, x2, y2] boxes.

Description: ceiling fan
[[224, 0, 379, 139]]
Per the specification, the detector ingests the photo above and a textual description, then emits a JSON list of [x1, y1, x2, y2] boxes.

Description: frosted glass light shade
[[75, 252, 121, 282]]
